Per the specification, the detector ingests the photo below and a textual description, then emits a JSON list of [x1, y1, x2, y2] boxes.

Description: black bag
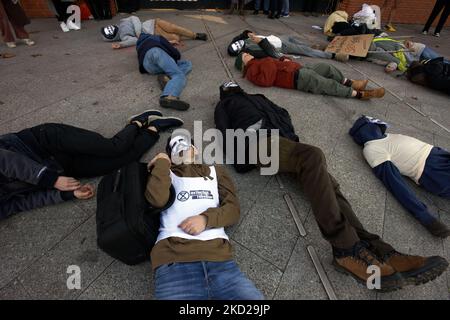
[[407, 57, 450, 95], [96, 161, 175, 265]]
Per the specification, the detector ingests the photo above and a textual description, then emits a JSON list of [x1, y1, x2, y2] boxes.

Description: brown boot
[[425, 219, 450, 238], [383, 251, 449, 286], [351, 79, 369, 91], [333, 242, 403, 291], [359, 87, 385, 100]]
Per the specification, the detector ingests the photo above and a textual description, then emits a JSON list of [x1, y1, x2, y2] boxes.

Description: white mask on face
[[231, 40, 245, 54], [169, 136, 193, 160]]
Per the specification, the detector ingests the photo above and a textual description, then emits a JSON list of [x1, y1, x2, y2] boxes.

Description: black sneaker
[[263, 10, 269, 15], [148, 115, 184, 132], [159, 96, 190, 111], [128, 109, 163, 127], [195, 33, 208, 41], [253, 10, 259, 15], [157, 74, 170, 91], [425, 219, 450, 238]]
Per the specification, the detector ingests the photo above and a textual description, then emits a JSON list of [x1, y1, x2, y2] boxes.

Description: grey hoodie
[[104, 16, 155, 48]]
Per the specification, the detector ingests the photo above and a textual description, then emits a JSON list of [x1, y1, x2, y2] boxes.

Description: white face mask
[[231, 40, 245, 54], [169, 136, 193, 160], [103, 25, 117, 36]]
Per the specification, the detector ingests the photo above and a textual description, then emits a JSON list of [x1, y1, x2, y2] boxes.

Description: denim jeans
[[281, 0, 289, 15], [154, 260, 265, 300], [420, 46, 449, 63], [255, 0, 270, 11], [143, 47, 192, 98], [280, 36, 333, 59]]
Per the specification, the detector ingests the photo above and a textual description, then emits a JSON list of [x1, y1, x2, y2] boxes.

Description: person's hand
[[249, 34, 262, 44], [54, 176, 81, 191], [112, 43, 121, 49], [179, 215, 207, 235], [148, 153, 171, 170], [74, 184, 95, 200]]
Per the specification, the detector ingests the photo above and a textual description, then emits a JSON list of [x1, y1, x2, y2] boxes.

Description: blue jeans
[[420, 46, 449, 63], [154, 260, 265, 300], [255, 0, 269, 11], [143, 47, 192, 98], [280, 36, 333, 59], [281, 0, 290, 15]]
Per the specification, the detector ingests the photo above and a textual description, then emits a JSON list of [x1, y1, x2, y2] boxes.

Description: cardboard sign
[[325, 34, 374, 57]]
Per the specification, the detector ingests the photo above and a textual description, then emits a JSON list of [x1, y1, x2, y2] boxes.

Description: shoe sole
[[127, 109, 163, 123], [332, 260, 404, 292], [148, 115, 184, 125], [160, 100, 190, 111], [401, 257, 449, 287]]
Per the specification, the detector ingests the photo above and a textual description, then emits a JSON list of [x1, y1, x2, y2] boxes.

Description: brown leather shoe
[[359, 87, 385, 100], [351, 79, 369, 91], [333, 243, 403, 291], [383, 251, 449, 286]]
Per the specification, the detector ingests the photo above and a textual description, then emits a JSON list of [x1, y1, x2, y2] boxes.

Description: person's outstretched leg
[[208, 261, 264, 300], [30, 123, 144, 158], [434, 2, 450, 34], [423, 0, 445, 33], [297, 66, 353, 98], [155, 18, 196, 41], [280, 36, 333, 59], [66, 128, 159, 177]]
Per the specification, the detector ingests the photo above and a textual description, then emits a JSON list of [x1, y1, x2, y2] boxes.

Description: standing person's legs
[[280, 35, 333, 59], [154, 262, 209, 300], [423, 0, 445, 32], [281, 0, 289, 15], [208, 261, 265, 300], [51, 0, 72, 22], [154, 18, 196, 41], [0, 1, 15, 43], [434, 2, 450, 34], [296, 65, 353, 98]]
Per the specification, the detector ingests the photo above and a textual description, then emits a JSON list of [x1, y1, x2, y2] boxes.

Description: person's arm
[[0, 190, 73, 220], [200, 165, 240, 228], [258, 38, 283, 59], [245, 59, 277, 87], [0, 149, 58, 188], [118, 35, 138, 48], [373, 161, 436, 224], [145, 156, 172, 208]]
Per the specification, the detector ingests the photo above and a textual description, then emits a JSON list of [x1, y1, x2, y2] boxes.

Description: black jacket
[[0, 130, 72, 220], [215, 91, 299, 173], [136, 34, 180, 74]]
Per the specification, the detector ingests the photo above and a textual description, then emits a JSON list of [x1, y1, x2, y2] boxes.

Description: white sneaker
[[22, 38, 35, 46], [67, 20, 81, 31], [6, 42, 16, 48], [60, 22, 70, 32], [433, 32, 440, 37]]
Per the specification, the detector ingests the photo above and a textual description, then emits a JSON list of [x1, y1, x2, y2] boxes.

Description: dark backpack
[[96, 161, 175, 265], [407, 57, 450, 95]]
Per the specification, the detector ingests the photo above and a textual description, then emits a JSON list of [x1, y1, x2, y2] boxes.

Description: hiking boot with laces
[[383, 251, 449, 286], [333, 241, 403, 291]]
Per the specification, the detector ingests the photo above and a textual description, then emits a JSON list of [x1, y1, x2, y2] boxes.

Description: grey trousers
[[280, 35, 333, 59], [296, 63, 353, 98]]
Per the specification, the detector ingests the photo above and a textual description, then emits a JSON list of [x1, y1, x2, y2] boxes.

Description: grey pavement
[[0, 9, 449, 300]]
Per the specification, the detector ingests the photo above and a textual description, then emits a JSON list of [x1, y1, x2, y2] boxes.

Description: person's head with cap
[[101, 25, 120, 42], [349, 115, 388, 146], [235, 52, 254, 72], [166, 134, 198, 164], [220, 81, 244, 100]]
